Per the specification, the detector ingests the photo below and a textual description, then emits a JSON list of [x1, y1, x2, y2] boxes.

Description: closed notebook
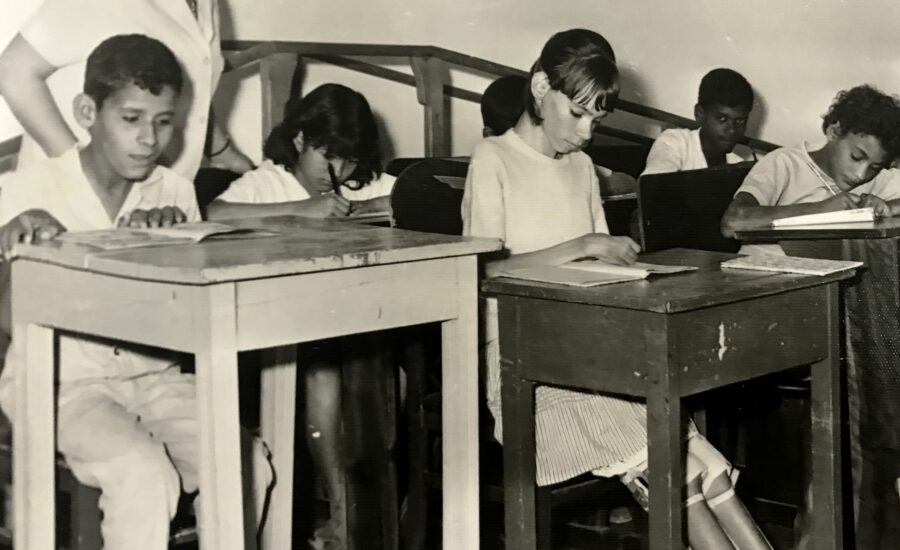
[[720, 254, 862, 276], [501, 260, 697, 287], [55, 222, 278, 251], [771, 207, 875, 228]]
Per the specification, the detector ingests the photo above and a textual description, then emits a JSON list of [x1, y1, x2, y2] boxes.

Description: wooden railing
[[222, 40, 780, 156]]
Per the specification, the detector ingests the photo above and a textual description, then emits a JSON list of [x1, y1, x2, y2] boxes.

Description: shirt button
[[198, 116, 207, 125], [202, 56, 210, 65]]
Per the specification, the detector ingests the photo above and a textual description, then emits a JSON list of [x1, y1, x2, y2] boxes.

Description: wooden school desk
[[737, 217, 900, 548], [10, 216, 500, 550], [483, 249, 850, 550]]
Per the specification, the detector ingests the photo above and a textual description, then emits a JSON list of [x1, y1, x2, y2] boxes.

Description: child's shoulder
[[4, 150, 77, 195], [654, 127, 696, 145]]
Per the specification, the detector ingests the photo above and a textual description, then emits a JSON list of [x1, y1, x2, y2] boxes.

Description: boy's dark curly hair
[[823, 85, 900, 161], [84, 34, 183, 108]]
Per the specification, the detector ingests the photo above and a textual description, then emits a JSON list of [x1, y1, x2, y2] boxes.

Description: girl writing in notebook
[[209, 83, 394, 550], [462, 28, 771, 550], [207, 83, 393, 221]]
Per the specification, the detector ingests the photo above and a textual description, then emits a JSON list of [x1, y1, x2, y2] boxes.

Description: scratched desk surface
[[14, 215, 501, 285]]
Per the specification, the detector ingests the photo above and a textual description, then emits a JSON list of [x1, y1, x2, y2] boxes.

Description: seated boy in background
[[481, 74, 636, 197], [0, 34, 272, 550], [642, 68, 753, 175], [721, 84, 900, 254]]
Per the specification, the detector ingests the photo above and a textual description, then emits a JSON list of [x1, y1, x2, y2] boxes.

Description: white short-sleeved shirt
[[642, 128, 745, 176], [736, 142, 900, 205], [14, 0, 224, 181], [0, 148, 200, 397], [735, 143, 900, 255], [216, 159, 396, 204]]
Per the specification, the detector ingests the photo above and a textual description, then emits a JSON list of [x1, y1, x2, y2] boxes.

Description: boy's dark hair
[[264, 83, 382, 186], [526, 28, 619, 125], [697, 68, 753, 111], [84, 34, 182, 108], [481, 74, 528, 136], [822, 85, 900, 161]]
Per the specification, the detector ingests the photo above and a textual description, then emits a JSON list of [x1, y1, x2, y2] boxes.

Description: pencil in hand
[[328, 163, 342, 197]]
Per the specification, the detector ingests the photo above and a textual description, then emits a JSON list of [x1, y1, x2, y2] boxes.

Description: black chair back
[[390, 158, 469, 236], [638, 161, 754, 253], [193, 168, 242, 219]]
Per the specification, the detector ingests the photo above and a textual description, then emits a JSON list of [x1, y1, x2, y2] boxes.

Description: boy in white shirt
[[0, 35, 271, 550], [722, 85, 900, 238], [642, 68, 753, 175]]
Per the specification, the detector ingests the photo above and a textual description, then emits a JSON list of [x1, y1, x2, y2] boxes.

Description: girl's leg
[[687, 434, 772, 550], [301, 343, 346, 548], [684, 455, 737, 550], [702, 472, 772, 550]]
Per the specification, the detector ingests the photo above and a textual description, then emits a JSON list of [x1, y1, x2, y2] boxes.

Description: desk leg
[[14, 323, 56, 550], [440, 256, 479, 550], [193, 285, 246, 550], [502, 372, 537, 550], [260, 345, 297, 550], [810, 284, 842, 549], [647, 364, 683, 549]]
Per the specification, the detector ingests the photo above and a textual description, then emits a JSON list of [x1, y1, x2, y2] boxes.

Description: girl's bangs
[[313, 133, 361, 162], [555, 60, 620, 113]]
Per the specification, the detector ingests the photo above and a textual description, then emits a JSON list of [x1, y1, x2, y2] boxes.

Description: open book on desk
[[501, 260, 697, 287], [771, 207, 875, 228], [721, 254, 862, 276], [55, 222, 278, 251]]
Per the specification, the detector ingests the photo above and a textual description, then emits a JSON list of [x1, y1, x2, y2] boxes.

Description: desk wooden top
[[14, 216, 501, 285], [482, 248, 853, 313], [735, 216, 900, 240]]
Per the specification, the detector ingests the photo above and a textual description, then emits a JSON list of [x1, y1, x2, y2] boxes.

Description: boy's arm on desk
[[721, 191, 863, 237]]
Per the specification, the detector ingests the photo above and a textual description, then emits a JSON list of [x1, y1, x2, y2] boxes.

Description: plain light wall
[[222, 0, 900, 157], [4, 0, 900, 158]]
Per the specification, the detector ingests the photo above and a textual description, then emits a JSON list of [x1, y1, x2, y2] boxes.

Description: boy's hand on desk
[[578, 234, 641, 266], [1, 209, 66, 258], [819, 192, 862, 212], [294, 194, 351, 218], [118, 207, 187, 229], [857, 193, 892, 217]]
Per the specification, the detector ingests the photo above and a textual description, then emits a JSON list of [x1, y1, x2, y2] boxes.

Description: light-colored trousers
[[55, 367, 273, 550]]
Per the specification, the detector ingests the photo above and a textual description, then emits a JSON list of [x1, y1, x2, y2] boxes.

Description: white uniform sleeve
[[735, 149, 792, 206], [641, 130, 685, 175], [19, 0, 107, 68], [215, 169, 263, 204], [462, 143, 506, 243]]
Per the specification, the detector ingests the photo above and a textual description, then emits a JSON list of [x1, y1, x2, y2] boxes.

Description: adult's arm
[[0, 34, 77, 157]]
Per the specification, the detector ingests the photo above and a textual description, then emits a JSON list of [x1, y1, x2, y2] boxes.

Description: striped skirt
[[485, 336, 647, 487]]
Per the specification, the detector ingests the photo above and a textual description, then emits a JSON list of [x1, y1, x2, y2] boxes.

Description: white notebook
[[721, 255, 862, 276], [501, 260, 697, 287], [771, 207, 875, 228]]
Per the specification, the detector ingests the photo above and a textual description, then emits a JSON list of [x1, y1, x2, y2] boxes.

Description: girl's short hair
[[264, 83, 382, 185], [525, 28, 619, 125]]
